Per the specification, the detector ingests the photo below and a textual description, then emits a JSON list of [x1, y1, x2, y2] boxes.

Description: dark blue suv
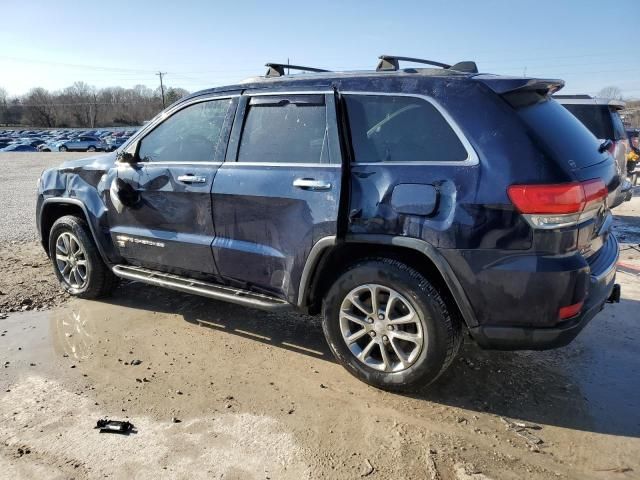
[[36, 56, 621, 391]]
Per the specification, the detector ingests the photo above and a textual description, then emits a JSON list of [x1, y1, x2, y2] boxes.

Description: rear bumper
[[468, 235, 619, 350]]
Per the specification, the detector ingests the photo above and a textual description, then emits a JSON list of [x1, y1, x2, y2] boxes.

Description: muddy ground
[[1, 153, 639, 479]]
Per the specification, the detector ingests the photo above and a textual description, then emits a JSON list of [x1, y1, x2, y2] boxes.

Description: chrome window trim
[[120, 161, 223, 167], [117, 94, 240, 164], [221, 162, 340, 168], [340, 91, 479, 167]]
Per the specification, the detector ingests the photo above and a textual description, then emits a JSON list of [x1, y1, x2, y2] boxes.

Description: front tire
[[87, 145, 96, 152], [48, 215, 117, 299], [322, 258, 462, 392], [59, 145, 68, 152]]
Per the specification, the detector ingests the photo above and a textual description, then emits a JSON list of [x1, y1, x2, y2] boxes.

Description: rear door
[[211, 91, 342, 302], [109, 94, 238, 275]]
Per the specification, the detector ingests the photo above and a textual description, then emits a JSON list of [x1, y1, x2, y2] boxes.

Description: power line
[[0, 55, 157, 74]]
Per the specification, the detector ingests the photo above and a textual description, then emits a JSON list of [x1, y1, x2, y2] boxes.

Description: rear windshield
[[560, 104, 625, 140], [518, 99, 610, 170]]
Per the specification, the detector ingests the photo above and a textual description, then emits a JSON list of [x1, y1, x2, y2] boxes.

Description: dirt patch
[[0, 193, 638, 478], [0, 242, 69, 314], [0, 375, 310, 479]]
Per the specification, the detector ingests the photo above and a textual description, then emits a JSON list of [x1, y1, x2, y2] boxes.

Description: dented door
[[211, 92, 342, 302], [108, 95, 238, 276]]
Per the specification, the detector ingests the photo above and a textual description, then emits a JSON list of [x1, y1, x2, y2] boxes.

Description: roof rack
[[265, 63, 329, 78], [376, 55, 479, 74]]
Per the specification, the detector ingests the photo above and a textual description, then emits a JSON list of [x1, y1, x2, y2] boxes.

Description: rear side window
[[520, 100, 609, 170], [344, 94, 468, 163], [238, 95, 328, 164]]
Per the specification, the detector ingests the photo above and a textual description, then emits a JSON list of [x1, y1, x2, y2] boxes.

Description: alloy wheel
[[55, 231, 89, 289], [339, 284, 425, 372]]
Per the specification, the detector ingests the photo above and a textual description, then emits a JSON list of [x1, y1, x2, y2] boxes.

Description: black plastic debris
[[95, 419, 136, 435]]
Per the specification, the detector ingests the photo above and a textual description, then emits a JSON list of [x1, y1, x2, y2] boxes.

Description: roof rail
[[553, 94, 593, 99], [265, 63, 329, 78], [376, 55, 479, 74]]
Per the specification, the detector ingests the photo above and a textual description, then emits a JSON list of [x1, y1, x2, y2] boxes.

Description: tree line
[[0, 83, 190, 128], [2, 82, 638, 129]]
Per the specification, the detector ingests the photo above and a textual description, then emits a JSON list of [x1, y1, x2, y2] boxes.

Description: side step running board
[[112, 265, 292, 312]]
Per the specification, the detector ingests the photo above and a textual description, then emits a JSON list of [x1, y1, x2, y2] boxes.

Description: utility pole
[[156, 71, 167, 108]]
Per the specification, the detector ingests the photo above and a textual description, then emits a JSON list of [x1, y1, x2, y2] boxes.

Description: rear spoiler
[[475, 75, 565, 108]]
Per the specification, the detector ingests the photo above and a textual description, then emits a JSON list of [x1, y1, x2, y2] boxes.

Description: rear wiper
[[598, 139, 613, 153]]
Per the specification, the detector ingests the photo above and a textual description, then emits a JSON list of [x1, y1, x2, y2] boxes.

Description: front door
[[109, 95, 237, 276], [211, 92, 343, 302]]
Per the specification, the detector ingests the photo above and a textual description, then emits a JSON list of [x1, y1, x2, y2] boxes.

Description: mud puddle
[[1, 280, 639, 479]]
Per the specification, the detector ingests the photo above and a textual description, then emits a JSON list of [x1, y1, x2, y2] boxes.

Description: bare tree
[[0, 87, 8, 125], [23, 88, 57, 127], [1, 82, 191, 127], [61, 82, 100, 127], [598, 86, 624, 100]]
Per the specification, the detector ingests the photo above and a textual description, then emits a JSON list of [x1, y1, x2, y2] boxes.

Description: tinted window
[[561, 104, 615, 140], [344, 95, 468, 163], [610, 108, 626, 141], [138, 99, 231, 162], [237, 96, 327, 163], [520, 99, 609, 169]]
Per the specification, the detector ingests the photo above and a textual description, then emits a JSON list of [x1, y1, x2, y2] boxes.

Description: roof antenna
[[287, 57, 290, 75]]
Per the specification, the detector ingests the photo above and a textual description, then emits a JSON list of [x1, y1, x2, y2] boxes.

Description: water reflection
[[50, 304, 99, 360]]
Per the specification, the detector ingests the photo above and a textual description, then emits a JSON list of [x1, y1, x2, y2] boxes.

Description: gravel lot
[[1, 153, 639, 479], [0, 152, 87, 244]]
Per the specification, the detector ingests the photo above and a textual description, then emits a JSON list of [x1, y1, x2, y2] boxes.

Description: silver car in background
[[58, 135, 107, 152]]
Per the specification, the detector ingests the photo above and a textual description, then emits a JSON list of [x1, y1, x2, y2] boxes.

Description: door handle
[[177, 174, 207, 184], [292, 178, 332, 191]]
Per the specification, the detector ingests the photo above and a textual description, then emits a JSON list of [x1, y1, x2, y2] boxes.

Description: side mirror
[[116, 150, 136, 164]]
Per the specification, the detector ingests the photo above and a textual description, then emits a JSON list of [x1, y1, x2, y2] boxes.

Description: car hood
[[57, 152, 117, 171]]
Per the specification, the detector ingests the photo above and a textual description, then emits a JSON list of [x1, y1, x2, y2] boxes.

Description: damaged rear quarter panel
[[341, 77, 532, 251]]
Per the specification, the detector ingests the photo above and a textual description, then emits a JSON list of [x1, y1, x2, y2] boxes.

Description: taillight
[[558, 301, 584, 320], [508, 179, 607, 229]]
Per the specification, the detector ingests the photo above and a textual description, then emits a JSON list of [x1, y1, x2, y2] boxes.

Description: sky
[[1, 0, 639, 98]]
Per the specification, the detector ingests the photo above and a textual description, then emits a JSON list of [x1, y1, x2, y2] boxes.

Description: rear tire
[[322, 258, 462, 392], [48, 215, 117, 299]]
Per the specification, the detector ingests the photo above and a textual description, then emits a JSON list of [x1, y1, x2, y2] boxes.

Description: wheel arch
[[39, 198, 109, 264], [299, 234, 478, 328]]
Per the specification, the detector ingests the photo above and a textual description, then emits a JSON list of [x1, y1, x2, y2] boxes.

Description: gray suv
[[554, 95, 631, 205], [59, 136, 106, 152]]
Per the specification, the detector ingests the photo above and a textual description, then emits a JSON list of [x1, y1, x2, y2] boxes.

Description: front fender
[[37, 154, 121, 265]]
